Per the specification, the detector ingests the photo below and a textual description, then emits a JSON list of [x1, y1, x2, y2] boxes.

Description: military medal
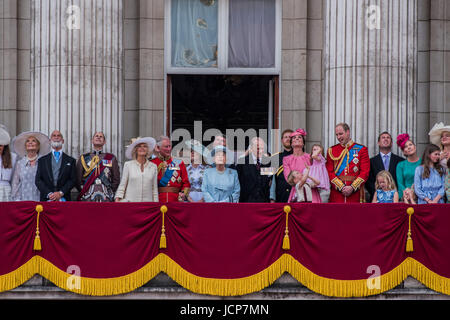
[[353, 158, 359, 164], [353, 167, 359, 173]]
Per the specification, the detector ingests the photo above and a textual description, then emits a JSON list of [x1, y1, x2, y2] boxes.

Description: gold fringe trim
[[2, 255, 450, 297], [0, 258, 39, 292]]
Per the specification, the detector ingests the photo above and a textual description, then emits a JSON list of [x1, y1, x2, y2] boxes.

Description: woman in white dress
[[0, 126, 17, 202], [115, 137, 159, 202], [10, 131, 51, 201]]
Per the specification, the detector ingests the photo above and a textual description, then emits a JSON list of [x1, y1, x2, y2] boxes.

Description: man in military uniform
[[269, 129, 293, 203], [151, 136, 190, 203], [76, 132, 120, 202], [326, 123, 370, 203]]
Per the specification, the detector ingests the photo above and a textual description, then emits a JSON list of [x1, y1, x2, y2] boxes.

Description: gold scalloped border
[[1, 255, 449, 297]]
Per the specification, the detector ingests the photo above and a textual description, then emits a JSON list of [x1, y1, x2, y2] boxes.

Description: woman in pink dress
[[283, 128, 322, 203]]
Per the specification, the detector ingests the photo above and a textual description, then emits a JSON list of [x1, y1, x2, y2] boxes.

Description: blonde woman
[[115, 137, 159, 202], [372, 170, 399, 203], [11, 132, 51, 201], [428, 122, 450, 169]]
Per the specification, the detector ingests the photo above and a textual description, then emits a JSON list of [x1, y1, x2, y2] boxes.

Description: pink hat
[[396, 133, 410, 150], [290, 128, 307, 138]]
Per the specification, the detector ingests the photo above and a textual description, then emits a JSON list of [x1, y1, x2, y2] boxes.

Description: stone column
[[428, 0, 450, 128], [281, 0, 308, 134], [138, 0, 164, 138], [31, 0, 123, 160], [0, 0, 18, 133], [323, 0, 417, 156]]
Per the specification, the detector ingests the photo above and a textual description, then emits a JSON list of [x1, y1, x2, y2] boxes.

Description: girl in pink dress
[[308, 144, 331, 203], [283, 128, 322, 203]]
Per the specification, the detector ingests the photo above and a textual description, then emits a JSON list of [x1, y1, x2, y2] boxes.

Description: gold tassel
[[160, 205, 168, 249], [406, 207, 414, 253], [34, 205, 44, 251], [282, 206, 291, 250]]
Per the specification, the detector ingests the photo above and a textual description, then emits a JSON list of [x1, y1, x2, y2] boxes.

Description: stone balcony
[[1, 273, 448, 300]]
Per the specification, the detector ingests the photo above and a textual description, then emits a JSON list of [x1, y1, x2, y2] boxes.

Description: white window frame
[[164, 0, 282, 75]]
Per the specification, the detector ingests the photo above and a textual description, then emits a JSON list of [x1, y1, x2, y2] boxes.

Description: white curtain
[[171, 0, 218, 68], [228, 0, 276, 68]]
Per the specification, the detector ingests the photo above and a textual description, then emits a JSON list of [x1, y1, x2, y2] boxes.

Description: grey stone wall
[[1, 0, 449, 155], [0, 0, 18, 134], [123, 0, 164, 154], [1, 273, 448, 300], [280, 0, 308, 140], [417, 0, 450, 156]]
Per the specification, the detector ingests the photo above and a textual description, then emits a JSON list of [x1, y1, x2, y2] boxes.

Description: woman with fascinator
[[396, 133, 421, 203], [283, 128, 321, 203]]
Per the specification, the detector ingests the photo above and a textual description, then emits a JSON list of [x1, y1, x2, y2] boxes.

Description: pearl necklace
[[27, 154, 38, 162]]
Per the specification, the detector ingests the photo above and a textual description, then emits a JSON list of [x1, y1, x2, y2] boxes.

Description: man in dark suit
[[35, 130, 77, 201], [269, 129, 293, 203], [236, 137, 272, 203], [366, 131, 405, 201]]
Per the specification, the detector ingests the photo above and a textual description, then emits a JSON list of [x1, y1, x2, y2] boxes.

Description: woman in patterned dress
[[185, 140, 210, 203], [10, 132, 51, 201]]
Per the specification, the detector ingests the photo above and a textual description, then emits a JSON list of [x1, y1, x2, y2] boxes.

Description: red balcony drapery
[[0, 202, 449, 297]]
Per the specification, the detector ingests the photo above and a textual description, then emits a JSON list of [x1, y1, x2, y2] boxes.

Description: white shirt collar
[[251, 153, 261, 164]]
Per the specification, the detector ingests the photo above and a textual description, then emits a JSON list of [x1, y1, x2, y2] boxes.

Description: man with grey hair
[[235, 137, 272, 203], [35, 130, 77, 201], [151, 135, 190, 202]]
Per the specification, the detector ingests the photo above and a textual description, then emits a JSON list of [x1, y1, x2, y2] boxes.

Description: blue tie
[[54, 151, 61, 162], [383, 154, 389, 171]]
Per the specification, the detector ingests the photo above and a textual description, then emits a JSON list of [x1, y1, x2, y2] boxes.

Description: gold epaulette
[[157, 161, 168, 173], [351, 177, 365, 191], [81, 155, 100, 178], [328, 146, 348, 162]]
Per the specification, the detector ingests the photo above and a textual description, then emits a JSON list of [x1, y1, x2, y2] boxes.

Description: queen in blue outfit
[[201, 146, 240, 203]]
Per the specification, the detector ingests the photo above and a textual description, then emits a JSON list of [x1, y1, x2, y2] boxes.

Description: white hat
[[125, 137, 156, 160], [11, 131, 51, 157], [428, 122, 450, 147], [0, 125, 11, 146], [207, 145, 235, 165], [185, 139, 209, 159]]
